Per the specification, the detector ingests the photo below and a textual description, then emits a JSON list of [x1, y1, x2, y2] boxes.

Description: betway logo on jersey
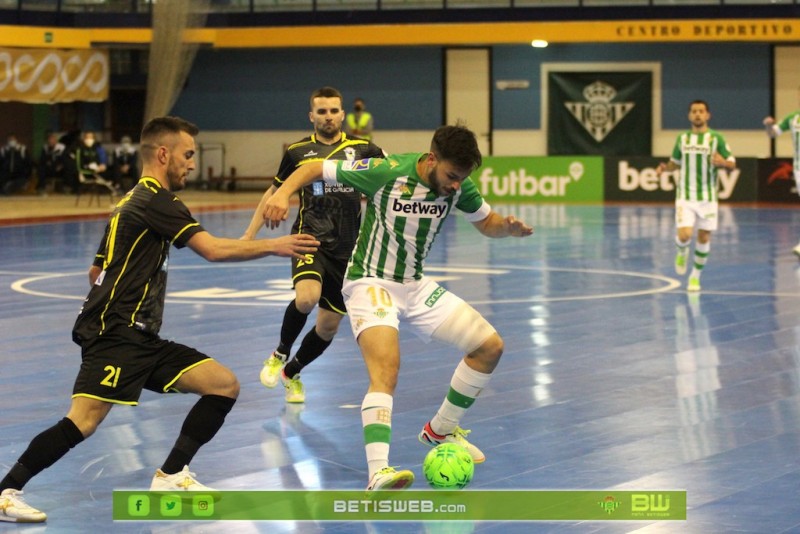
[[391, 198, 447, 218], [471, 156, 604, 202]]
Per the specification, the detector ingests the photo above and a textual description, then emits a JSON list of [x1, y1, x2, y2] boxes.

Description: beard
[[428, 166, 453, 197], [317, 122, 341, 141], [167, 167, 186, 191]]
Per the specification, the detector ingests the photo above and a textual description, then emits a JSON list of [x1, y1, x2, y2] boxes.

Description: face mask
[[85, 139, 95, 147], [7, 140, 17, 148], [354, 105, 364, 112]]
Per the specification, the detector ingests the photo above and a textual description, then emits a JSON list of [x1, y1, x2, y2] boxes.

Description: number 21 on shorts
[[101, 365, 121, 388]]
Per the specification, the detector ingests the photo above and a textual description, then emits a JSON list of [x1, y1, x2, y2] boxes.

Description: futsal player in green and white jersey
[[764, 99, 800, 256], [657, 100, 736, 292], [263, 125, 533, 491]]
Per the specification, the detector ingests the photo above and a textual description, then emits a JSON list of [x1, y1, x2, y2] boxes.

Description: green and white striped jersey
[[669, 129, 734, 202], [776, 111, 800, 176], [322, 153, 490, 283]]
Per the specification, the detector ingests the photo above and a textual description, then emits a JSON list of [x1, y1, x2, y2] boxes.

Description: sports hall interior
[[1, 1, 800, 532]]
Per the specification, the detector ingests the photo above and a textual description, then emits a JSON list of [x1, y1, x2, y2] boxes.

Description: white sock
[[691, 241, 710, 279], [430, 359, 492, 436], [361, 392, 393, 479]]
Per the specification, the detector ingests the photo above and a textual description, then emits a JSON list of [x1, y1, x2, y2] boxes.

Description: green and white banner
[[114, 489, 686, 521], [470, 156, 604, 202], [548, 71, 652, 156]]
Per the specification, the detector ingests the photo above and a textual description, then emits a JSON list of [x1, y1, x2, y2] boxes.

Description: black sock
[[161, 395, 236, 474], [284, 328, 332, 379], [0, 417, 84, 491], [277, 300, 310, 356]]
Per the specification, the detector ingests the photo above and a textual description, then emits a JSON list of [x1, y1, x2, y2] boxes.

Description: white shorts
[[342, 276, 464, 344], [676, 200, 718, 232]]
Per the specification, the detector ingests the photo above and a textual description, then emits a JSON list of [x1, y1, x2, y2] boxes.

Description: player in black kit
[[0, 116, 318, 524], [242, 86, 385, 404]]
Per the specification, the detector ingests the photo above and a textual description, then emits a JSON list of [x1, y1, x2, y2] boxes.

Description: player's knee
[[225, 374, 241, 399], [478, 332, 504, 361], [295, 295, 318, 314], [214, 368, 240, 399], [370, 374, 397, 394], [316, 320, 340, 340], [318, 327, 338, 341], [67, 414, 101, 438]]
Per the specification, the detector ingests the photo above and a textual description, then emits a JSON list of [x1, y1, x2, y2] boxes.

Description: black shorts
[[72, 328, 213, 405], [290, 251, 347, 314]]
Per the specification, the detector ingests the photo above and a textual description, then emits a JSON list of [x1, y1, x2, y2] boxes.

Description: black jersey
[[72, 177, 204, 344], [274, 133, 384, 260]]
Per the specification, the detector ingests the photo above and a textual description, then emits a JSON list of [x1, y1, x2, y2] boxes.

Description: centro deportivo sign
[[471, 156, 603, 202]]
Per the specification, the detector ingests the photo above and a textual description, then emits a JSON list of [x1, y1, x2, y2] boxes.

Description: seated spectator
[[0, 134, 33, 195], [37, 131, 66, 195], [112, 135, 138, 190], [67, 131, 109, 193]]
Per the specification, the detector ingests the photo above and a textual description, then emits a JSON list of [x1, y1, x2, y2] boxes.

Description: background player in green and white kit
[[263, 125, 533, 491], [763, 93, 800, 256], [243, 87, 385, 404], [657, 100, 736, 292]]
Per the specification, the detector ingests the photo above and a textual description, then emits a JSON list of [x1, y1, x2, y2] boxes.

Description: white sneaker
[[366, 467, 414, 491], [687, 277, 701, 292], [150, 465, 213, 491], [282, 372, 306, 404], [675, 251, 688, 275], [419, 422, 486, 464], [260, 351, 287, 388], [0, 488, 47, 523]]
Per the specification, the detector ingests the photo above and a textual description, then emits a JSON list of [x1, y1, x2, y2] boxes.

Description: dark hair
[[141, 116, 199, 145], [310, 86, 343, 109], [689, 100, 709, 112], [430, 125, 482, 171]]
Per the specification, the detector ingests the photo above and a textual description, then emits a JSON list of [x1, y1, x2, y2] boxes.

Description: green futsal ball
[[422, 443, 474, 489]]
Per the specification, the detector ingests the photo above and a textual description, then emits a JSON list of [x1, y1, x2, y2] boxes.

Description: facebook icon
[[128, 495, 150, 516]]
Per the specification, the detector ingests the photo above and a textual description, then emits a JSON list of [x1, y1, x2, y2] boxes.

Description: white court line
[[8, 264, 690, 305]]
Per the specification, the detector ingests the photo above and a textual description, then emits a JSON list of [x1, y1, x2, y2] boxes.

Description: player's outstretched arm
[[472, 211, 533, 238], [263, 161, 325, 229], [188, 231, 319, 262], [241, 184, 277, 240]]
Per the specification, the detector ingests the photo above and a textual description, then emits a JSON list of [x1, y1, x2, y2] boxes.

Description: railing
[[0, 0, 796, 15]]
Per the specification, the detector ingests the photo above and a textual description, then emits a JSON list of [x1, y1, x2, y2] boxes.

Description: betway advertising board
[[603, 156, 757, 202], [470, 156, 604, 202]]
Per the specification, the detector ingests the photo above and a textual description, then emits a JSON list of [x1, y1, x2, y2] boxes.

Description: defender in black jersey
[[243, 87, 385, 404], [0, 117, 318, 523]]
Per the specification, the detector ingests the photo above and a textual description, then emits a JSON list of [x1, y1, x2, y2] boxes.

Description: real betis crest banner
[[548, 71, 652, 156]]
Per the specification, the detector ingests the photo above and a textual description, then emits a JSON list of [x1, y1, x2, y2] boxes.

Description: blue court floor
[[2, 202, 800, 533]]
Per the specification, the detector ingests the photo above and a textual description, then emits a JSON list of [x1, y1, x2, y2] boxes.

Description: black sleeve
[[92, 224, 110, 268], [273, 150, 296, 185], [367, 142, 386, 158], [145, 190, 205, 249]]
